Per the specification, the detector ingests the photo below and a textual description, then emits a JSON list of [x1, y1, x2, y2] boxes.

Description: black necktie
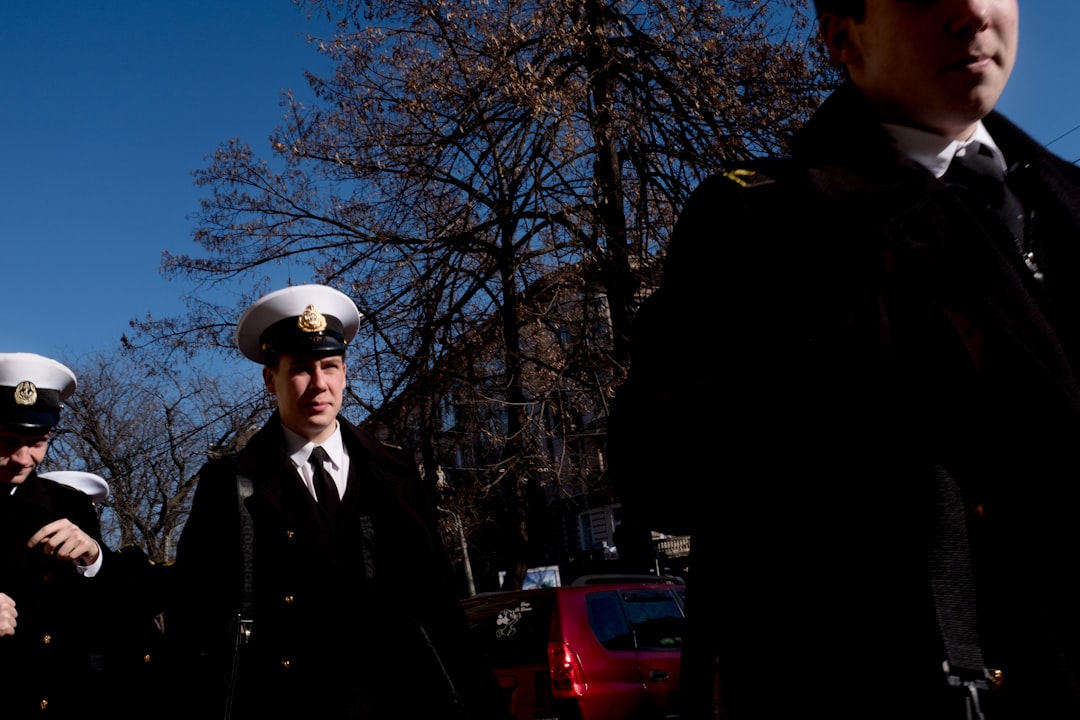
[[945, 142, 1026, 249], [308, 446, 340, 515]]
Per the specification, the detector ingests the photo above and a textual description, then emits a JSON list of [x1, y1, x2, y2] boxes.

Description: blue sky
[[2, 0, 333, 369], [3, 2, 1079, 369]]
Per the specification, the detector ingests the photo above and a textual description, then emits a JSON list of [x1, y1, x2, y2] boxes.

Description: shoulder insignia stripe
[[723, 168, 776, 188]]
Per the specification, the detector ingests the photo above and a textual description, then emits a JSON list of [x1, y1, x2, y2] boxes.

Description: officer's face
[[264, 353, 346, 443], [821, 0, 1018, 140], [0, 428, 50, 485]]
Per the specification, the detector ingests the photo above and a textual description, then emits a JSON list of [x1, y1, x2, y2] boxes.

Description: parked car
[[461, 576, 686, 720]]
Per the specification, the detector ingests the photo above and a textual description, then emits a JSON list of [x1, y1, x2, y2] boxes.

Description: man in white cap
[[611, 2, 1080, 718], [166, 285, 509, 719], [0, 352, 110, 717]]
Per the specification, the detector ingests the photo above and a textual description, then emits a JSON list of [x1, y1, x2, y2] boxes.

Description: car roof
[[461, 578, 686, 606], [568, 574, 685, 586]]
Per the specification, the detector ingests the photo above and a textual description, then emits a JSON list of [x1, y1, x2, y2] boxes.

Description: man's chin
[[300, 412, 338, 435], [306, 409, 337, 424], [958, 78, 1006, 117]]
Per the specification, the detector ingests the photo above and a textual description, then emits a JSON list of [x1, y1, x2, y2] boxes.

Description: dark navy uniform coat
[[0, 473, 108, 718], [611, 82, 1080, 719], [166, 412, 508, 719]]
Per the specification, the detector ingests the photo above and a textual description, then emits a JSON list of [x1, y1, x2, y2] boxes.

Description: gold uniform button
[[285, 530, 295, 538], [284, 595, 295, 604], [42, 634, 52, 644], [281, 659, 291, 669], [143, 654, 152, 663]]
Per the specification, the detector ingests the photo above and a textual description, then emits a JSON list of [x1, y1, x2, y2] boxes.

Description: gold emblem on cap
[[297, 304, 328, 333], [14, 381, 38, 406]]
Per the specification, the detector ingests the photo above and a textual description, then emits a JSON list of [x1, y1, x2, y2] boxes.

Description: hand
[[0, 593, 16, 637], [27, 519, 101, 567]]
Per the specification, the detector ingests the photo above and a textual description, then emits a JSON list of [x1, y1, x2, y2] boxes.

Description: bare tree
[[132, 0, 834, 585], [47, 352, 269, 562]]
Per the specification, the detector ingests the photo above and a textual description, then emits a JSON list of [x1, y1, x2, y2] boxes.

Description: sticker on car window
[[495, 601, 533, 638]]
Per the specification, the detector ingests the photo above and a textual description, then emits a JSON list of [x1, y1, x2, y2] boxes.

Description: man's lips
[[946, 51, 996, 72]]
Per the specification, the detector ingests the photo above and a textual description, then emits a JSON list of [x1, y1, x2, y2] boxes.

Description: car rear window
[[462, 592, 555, 666]]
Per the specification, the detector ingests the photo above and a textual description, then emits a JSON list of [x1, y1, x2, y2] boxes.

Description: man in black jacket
[[0, 353, 110, 717], [611, 2, 1080, 718], [166, 284, 508, 719]]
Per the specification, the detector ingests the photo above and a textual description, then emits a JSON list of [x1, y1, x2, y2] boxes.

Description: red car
[[462, 576, 686, 720]]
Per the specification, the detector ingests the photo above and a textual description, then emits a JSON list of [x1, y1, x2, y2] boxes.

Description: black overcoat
[[166, 412, 508, 719], [611, 83, 1080, 719], [0, 473, 109, 718]]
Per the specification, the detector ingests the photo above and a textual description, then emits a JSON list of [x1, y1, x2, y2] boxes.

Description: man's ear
[[262, 366, 276, 394], [818, 13, 861, 66]]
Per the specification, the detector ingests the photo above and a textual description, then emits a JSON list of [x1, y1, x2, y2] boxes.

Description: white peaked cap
[[235, 285, 362, 364], [39, 470, 110, 504]]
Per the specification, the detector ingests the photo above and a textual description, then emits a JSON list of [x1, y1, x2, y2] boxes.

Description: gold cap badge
[[14, 381, 37, 406], [297, 304, 328, 333]]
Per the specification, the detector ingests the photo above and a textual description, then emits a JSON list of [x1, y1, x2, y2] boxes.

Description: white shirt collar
[[282, 421, 345, 471], [882, 121, 1006, 179]]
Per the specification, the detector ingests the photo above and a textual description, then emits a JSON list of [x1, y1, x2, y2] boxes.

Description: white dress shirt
[[282, 422, 350, 502]]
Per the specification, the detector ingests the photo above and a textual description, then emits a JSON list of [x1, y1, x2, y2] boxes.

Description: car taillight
[[547, 641, 587, 699]]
